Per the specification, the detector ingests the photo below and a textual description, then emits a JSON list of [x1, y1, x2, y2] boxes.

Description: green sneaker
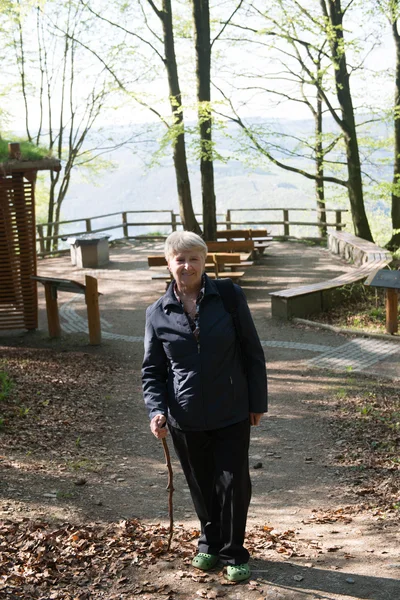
[[191, 552, 219, 571], [225, 563, 251, 582]]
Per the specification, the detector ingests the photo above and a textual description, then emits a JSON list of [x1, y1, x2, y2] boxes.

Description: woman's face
[[168, 248, 206, 290]]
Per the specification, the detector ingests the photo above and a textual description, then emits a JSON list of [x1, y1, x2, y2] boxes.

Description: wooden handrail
[[36, 207, 349, 257]]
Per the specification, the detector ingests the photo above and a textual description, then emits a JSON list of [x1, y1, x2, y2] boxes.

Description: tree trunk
[[323, 0, 373, 242], [161, 0, 201, 235], [46, 172, 57, 252], [192, 0, 217, 240], [387, 13, 400, 251], [315, 70, 327, 238]]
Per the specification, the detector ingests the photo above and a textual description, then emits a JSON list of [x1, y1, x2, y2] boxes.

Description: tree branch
[[80, 0, 165, 63], [212, 0, 244, 49]]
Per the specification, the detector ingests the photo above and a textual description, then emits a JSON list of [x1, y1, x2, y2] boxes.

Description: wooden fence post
[[335, 210, 343, 231], [85, 218, 92, 233], [283, 209, 290, 237], [226, 209, 231, 230], [122, 212, 128, 238], [386, 288, 398, 334], [44, 282, 61, 338], [171, 211, 177, 231], [85, 275, 101, 345]]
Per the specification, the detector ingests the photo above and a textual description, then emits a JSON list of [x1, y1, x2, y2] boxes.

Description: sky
[[5, 0, 397, 133]]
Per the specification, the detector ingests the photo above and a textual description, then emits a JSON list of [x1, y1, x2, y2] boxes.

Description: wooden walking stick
[[161, 437, 174, 550]]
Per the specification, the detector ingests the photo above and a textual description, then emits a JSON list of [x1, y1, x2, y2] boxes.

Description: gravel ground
[[0, 239, 399, 599]]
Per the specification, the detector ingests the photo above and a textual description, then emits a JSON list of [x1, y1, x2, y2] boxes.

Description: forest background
[[1, 0, 400, 251]]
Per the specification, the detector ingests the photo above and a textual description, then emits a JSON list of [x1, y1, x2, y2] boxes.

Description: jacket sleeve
[[141, 307, 169, 421], [234, 285, 268, 413]]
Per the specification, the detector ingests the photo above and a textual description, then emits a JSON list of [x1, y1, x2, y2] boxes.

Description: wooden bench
[[216, 229, 273, 255], [270, 233, 392, 319], [205, 240, 255, 260], [147, 254, 245, 283], [148, 253, 252, 270], [31, 275, 102, 345]]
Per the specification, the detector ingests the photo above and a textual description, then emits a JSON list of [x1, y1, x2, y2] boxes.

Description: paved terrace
[[4, 238, 398, 381]]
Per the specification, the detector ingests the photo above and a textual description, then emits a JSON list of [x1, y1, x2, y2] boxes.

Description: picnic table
[[215, 229, 273, 255], [147, 253, 248, 284]]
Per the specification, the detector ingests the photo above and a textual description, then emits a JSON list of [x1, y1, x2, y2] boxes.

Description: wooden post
[[8, 142, 21, 159], [122, 212, 128, 238], [37, 225, 46, 255], [386, 288, 398, 334], [44, 282, 61, 338], [283, 209, 290, 237], [85, 275, 101, 345], [85, 218, 92, 233], [212, 254, 219, 277], [226, 209, 231, 230], [171, 211, 177, 232], [335, 210, 343, 231]]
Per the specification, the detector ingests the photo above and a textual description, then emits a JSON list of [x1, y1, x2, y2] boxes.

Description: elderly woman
[[142, 231, 268, 582]]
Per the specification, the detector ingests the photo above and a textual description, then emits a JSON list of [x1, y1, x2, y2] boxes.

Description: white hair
[[164, 231, 208, 260]]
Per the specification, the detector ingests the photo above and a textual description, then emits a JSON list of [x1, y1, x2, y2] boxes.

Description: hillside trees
[[10, 0, 125, 251], [80, 0, 202, 235], [221, 0, 375, 242], [79, 0, 244, 239], [219, 1, 347, 238]]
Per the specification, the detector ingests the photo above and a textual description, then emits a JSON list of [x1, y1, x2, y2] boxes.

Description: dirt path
[[1, 240, 399, 599]]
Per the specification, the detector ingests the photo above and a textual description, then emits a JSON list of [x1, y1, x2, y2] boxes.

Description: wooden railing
[[36, 207, 348, 257]]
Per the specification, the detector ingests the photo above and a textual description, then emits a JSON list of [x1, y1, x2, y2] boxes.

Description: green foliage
[[0, 137, 50, 162], [65, 458, 95, 471], [56, 489, 77, 500], [0, 371, 13, 401], [0, 370, 13, 430], [35, 173, 51, 224], [18, 406, 30, 418]]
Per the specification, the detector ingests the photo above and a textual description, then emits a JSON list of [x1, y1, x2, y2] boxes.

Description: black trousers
[[169, 419, 251, 565]]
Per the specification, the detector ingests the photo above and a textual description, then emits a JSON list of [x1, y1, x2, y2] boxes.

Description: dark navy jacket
[[142, 275, 268, 431]]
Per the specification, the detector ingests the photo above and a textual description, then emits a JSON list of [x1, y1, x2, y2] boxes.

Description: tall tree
[[147, 0, 201, 234], [319, 0, 373, 241], [224, 0, 374, 241], [191, 0, 244, 240], [378, 0, 400, 250], [222, 2, 346, 237], [192, 0, 216, 240]]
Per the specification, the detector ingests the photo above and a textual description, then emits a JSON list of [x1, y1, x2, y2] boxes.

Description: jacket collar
[[161, 273, 220, 310]]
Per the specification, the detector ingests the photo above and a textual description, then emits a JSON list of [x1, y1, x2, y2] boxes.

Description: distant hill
[[59, 117, 392, 239]]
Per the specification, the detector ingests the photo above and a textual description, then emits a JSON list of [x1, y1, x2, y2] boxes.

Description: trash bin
[[66, 234, 110, 268]]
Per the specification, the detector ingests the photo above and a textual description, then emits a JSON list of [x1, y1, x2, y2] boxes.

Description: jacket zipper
[[198, 303, 207, 428]]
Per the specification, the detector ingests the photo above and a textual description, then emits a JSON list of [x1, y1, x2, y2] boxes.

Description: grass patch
[[0, 370, 13, 401], [0, 138, 50, 162], [0, 370, 13, 431], [309, 283, 399, 334], [330, 377, 400, 518]]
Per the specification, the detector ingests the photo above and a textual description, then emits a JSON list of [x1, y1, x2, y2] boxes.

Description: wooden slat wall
[[0, 174, 38, 330]]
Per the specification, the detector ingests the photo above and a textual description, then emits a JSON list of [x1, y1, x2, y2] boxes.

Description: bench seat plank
[[151, 272, 245, 281], [270, 237, 391, 319], [270, 260, 388, 299]]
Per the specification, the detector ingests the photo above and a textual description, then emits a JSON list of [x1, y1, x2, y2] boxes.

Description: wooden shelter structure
[[0, 143, 61, 331]]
